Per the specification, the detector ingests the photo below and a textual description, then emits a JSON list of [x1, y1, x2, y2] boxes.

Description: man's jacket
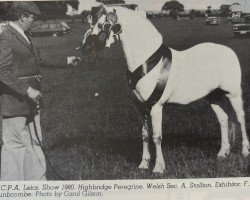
[[0, 25, 41, 116]]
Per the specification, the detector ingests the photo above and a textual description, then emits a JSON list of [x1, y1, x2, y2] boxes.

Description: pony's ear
[[113, 9, 116, 13], [100, 3, 107, 14]]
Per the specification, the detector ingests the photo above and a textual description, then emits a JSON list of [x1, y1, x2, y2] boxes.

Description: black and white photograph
[[0, 0, 250, 188]]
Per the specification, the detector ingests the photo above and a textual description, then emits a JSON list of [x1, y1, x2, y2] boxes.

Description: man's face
[[22, 14, 36, 31]]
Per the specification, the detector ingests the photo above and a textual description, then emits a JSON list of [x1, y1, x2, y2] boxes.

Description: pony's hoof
[[152, 162, 165, 174], [217, 148, 230, 158], [242, 147, 249, 157], [138, 159, 149, 169]]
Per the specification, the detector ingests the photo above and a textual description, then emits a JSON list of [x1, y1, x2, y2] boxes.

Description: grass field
[[14, 18, 250, 180]]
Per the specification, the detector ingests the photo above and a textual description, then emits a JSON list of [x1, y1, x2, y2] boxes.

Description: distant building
[[232, 11, 242, 18]]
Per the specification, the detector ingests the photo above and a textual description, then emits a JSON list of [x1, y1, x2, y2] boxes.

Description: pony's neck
[[121, 34, 162, 72], [116, 8, 163, 72]]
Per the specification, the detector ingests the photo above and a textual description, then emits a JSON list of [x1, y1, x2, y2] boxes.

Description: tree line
[[0, 0, 241, 21], [94, 0, 239, 19], [161, 0, 240, 18]]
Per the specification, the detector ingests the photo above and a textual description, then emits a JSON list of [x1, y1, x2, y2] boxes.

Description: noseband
[[81, 8, 122, 54]]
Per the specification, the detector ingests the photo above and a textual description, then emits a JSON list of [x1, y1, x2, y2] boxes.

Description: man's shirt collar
[[9, 21, 30, 44]]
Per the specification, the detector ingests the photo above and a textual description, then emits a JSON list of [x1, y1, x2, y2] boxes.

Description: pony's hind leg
[[211, 104, 231, 157], [138, 118, 151, 169], [151, 104, 165, 173], [227, 94, 250, 156]]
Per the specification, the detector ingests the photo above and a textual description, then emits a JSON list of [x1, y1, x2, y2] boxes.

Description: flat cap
[[10, 1, 41, 16]]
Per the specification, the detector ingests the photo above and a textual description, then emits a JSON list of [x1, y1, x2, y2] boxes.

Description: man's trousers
[[1, 114, 46, 180]]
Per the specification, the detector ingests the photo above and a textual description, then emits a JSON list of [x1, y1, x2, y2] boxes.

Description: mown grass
[[3, 18, 250, 180]]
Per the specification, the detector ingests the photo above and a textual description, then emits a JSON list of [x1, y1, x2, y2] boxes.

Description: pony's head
[[81, 5, 122, 54]]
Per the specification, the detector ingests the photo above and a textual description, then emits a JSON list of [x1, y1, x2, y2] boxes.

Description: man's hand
[[67, 56, 81, 67], [26, 87, 42, 103]]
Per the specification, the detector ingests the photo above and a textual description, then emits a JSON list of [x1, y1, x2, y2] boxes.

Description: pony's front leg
[[138, 118, 150, 169], [151, 104, 165, 173]]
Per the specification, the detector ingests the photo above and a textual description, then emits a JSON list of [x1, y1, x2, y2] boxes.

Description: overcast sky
[[78, 0, 250, 12]]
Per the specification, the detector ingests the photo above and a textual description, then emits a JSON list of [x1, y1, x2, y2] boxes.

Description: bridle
[[81, 7, 122, 54]]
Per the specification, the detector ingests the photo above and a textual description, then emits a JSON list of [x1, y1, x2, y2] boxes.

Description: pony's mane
[[105, 6, 163, 69], [105, 6, 158, 32]]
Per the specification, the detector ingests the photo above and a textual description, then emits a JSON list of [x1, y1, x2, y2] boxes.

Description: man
[[0, 2, 46, 181], [0, 1, 80, 181]]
